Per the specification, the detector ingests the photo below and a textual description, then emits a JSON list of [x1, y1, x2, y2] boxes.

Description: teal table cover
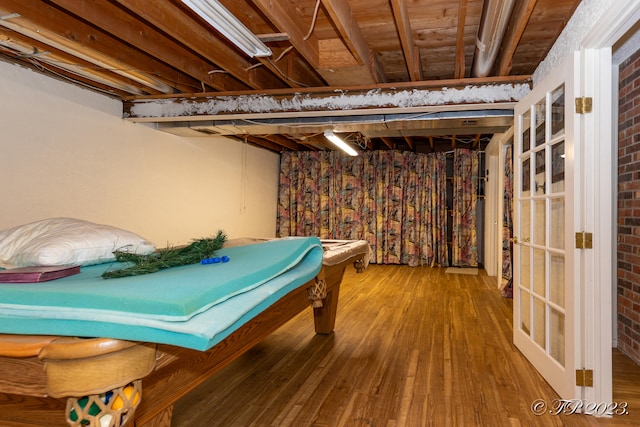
[[0, 237, 323, 350]]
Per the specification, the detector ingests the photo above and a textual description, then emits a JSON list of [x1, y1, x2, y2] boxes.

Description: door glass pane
[[522, 110, 531, 153], [533, 248, 546, 298], [551, 141, 565, 193], [534, 298, 546, 349], [550, 198, 564, 249], [521, 289, 531, 336], [550, 254, 565, 307], [522, 157, 531, 196], [521, 200, 530, 242], [534, 199, 545, 245], [535, 99, 546, 147], [535, 149, 545, 195], [551, 84, 565, 138], [521, 245, 531, 291], [550, 308, 565, 366]]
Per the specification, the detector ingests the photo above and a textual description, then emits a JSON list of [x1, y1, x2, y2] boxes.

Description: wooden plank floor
[[172, 265, 640, 426]]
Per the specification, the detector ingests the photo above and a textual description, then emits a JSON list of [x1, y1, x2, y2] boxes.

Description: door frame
[[577, 0, 640, 405]]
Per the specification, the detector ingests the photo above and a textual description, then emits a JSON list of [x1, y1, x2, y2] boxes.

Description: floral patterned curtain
[[451, 149, 479, 267], [408, 152, 448, 266], [277, 150, 449, 267], [362, 151, 408, 264], [502, 144, 514, 284]]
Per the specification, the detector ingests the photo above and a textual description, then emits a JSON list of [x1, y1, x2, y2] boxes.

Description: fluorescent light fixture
[[182, 0, 272, 58], [324, 130, 358, 156]]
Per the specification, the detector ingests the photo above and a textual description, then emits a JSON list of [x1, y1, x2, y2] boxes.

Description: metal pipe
[[472, 0, 517, 77]]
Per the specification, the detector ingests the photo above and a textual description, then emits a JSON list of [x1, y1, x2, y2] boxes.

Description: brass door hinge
[[575, 97, 593, 114], [575, 231, 593, 249], [576, 369, 593, 387]]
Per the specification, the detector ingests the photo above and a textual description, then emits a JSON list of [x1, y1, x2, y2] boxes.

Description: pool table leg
[[312, 263, 347, 334], [313, 284, 340, 334]]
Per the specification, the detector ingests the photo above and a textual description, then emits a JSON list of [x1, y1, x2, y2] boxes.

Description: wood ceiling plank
[[389, 0, 422, 81], [510, 0, 581, 75], [320, 0, 370, 67], [318, 38, 359, 68], [316, 39, 376, 85]]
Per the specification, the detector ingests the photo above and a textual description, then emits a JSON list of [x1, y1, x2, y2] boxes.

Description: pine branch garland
[[102, 230, 227, 279]]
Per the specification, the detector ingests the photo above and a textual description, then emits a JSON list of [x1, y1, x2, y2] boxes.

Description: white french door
[[512, 52, 580, 398]]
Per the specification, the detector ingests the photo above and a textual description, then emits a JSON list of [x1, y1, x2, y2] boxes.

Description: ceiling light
[[182, 0, 272, 58], [324, 130, 358, 156]]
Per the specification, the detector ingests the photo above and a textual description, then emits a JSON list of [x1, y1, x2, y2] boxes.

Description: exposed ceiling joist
[[390, 0, 422, 81], [0, 0, 582, 153]]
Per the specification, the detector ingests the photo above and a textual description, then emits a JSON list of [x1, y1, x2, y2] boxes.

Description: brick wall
[[617, 47, 640, 365]]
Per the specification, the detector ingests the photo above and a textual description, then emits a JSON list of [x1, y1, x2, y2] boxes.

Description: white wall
[[533, 0, 615, 83], [0, 60, 280, 246], [483, 135, 500, 279]]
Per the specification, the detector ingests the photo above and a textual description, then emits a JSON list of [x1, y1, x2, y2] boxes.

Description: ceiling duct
[[152, 110, 513, 139], [472, 0, 517, 77]]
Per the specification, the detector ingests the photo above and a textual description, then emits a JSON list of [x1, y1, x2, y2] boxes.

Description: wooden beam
[[495, 0, 539, 76], [472, 134, 481, 148], [454, 0, 468, 79], [390, 0, 422, 81], [241, 135, 285, 152], [381, 137, 396, 150], [262, 134, 308, 151], [404, 136, 415, 151]]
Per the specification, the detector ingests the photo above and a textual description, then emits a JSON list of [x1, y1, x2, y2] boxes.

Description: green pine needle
[[102, 230, 227, 279]]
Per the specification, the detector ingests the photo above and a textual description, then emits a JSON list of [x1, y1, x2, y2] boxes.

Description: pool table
[[0, 240, 370, 427]]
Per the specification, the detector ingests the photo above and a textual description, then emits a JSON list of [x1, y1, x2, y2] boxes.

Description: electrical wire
[[304, 0, 322, 41]]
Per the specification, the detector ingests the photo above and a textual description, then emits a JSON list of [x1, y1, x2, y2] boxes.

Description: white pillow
[[0, 218, 156, 268]]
